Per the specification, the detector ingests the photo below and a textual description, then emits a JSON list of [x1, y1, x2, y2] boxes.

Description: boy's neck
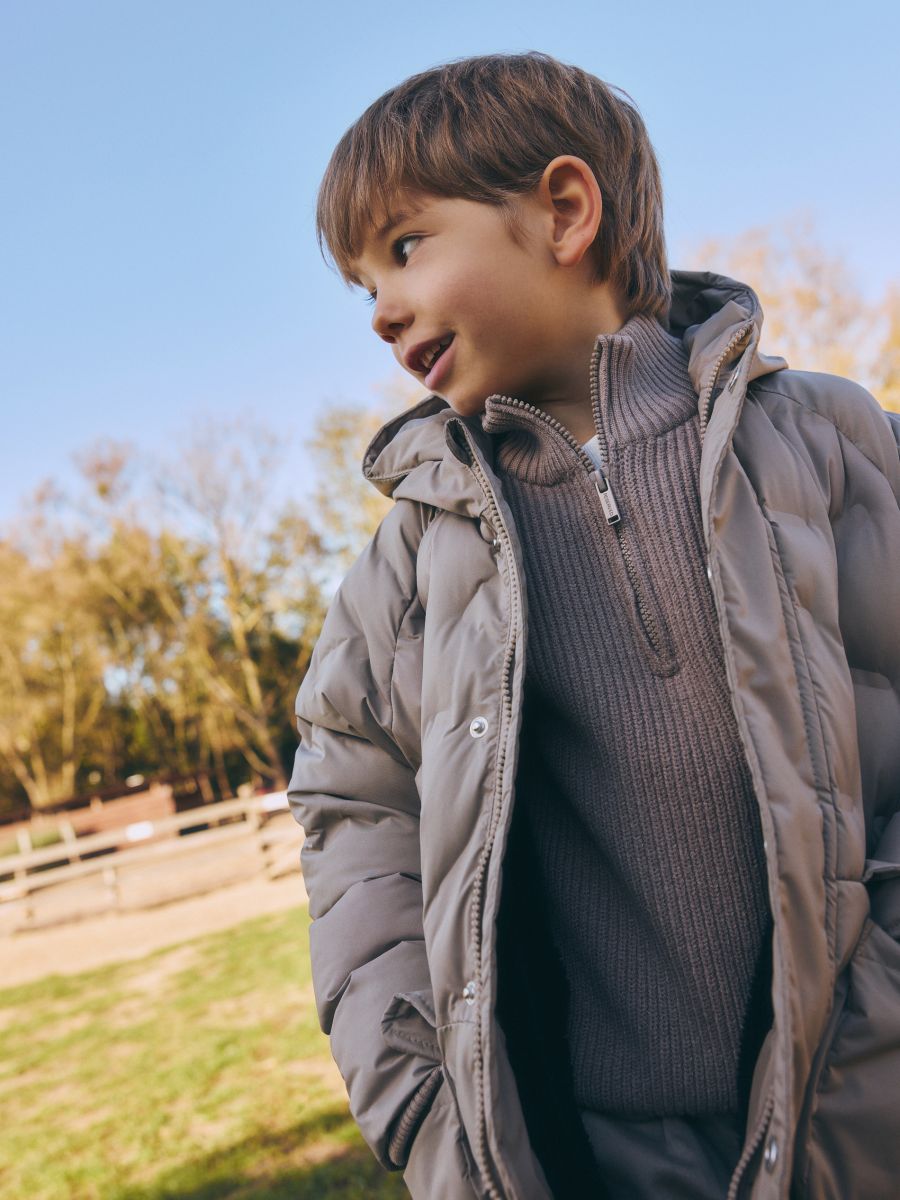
[[534, 284, 630, 444], [483, 310, 691, 476], [540, 393, 602, 446]]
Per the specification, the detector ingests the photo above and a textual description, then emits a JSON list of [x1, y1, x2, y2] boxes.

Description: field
[[0, 903, 409, 1199]]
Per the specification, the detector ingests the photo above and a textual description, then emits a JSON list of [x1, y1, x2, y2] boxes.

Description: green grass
[[0, 905, 409, 1199], [0, 826, 63, 858]]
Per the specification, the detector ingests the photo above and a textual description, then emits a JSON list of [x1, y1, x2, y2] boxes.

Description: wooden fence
[[0, 792, 303, 934]]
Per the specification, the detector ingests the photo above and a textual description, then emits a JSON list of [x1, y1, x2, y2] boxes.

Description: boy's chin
[[442, 391, 488, 418]]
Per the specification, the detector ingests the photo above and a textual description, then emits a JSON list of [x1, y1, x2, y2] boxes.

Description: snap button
[[478, 518, 496, 543], [763, 1136, 779, 1172], [469, 717, 488, 738], [462, 980, 476, 1005]]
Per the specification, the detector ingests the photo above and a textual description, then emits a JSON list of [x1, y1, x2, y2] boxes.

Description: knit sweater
[[482, 312, 772, 1118]]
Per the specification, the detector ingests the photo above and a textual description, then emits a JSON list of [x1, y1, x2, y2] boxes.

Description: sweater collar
[[479, 311, 698, 486]]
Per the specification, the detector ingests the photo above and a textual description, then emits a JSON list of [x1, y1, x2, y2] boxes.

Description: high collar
[[478, 311, 697, 486]]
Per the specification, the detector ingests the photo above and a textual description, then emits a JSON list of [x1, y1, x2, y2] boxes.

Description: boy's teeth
[[423, 337, 451, 371]]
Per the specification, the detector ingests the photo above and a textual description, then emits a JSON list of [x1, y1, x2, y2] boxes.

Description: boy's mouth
[[407, 333, 454, 375]]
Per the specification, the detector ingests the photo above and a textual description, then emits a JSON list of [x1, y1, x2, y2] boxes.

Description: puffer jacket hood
[[362, 269, 789, 507], [289, 263, 900, 1200]]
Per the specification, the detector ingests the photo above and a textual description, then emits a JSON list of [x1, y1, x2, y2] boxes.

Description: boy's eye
[[361, 235, 421, 305], [394, 234, 420, 263]]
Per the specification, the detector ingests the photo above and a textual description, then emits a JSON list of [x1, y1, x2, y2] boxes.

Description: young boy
[[288, 52, 900, 1199]]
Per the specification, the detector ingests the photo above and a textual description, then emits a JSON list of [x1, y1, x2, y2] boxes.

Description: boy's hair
[[316, 51, 670, 322]]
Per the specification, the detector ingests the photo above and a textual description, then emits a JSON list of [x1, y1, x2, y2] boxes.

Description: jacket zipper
[[699, 322, 754, 438], [727, 1088, 775, 1200], [454, 422, 519, 1200], [704, 319, 777, 1200]]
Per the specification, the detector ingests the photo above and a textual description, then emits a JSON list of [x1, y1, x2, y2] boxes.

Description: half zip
[[588, 336, 677, 667], [485, 385, 676, 668], [485, 388, 620, 512]]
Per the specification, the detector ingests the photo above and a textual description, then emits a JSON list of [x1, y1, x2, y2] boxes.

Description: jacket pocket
[[381, 987, 478, 1192], [381, 988, 441, 1061], [381, 988, 442, 1168], [793, 917, 900, 1199], [402, 1070, 479, 1199]]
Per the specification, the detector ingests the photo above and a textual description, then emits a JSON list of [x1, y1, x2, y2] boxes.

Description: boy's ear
[[536, 155, 603, 270]]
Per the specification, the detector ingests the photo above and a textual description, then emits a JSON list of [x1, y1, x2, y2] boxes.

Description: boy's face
[[350, 190, 584, 419]]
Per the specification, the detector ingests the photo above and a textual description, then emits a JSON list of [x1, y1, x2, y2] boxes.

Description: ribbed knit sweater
[[482, 312, 772, 1118]]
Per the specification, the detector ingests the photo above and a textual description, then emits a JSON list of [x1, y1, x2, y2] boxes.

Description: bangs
[[315, 62, 534, 289]]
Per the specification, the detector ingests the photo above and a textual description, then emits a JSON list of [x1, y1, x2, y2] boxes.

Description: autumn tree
[[0, 417, 331, 814], [80, 420, 325, 792], [0, 500, 111, 810], [684, 210, 900, 412], [305, 376, 426, 574]]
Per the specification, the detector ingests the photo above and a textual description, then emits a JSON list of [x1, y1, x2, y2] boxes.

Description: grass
[[0, 904, 409, 1199], [1, 826, 63, 858]]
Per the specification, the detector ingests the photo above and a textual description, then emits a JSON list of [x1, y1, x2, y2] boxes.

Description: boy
[[288, 52, 900, 1199]]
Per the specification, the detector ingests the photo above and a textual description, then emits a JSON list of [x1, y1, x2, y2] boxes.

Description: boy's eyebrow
[[374, 200, 427, 244]]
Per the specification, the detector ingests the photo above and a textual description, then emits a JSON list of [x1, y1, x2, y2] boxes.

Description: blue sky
[[1, 0, 898, 520]]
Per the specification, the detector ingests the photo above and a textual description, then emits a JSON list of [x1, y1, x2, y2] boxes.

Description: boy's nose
[[371, 297, 411, 343]]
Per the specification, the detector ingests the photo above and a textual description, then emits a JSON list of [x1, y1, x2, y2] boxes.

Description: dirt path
[[1, 872, 308, 989]]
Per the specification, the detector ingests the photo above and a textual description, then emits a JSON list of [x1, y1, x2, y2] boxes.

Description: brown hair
[[315, 51, 670, 321]]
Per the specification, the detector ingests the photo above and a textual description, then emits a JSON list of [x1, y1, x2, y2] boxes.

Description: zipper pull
[[591, 469, 621, 524]]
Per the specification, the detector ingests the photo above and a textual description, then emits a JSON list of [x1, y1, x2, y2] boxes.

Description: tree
[[684, 210, 900, 412], [0, 417, 332, 813], [84, 419, 326, 792], [0, 515, 109, 810], [305, 378, 425, 574]]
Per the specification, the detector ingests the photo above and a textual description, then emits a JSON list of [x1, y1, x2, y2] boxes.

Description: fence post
[[249, 804, 270, 876], [103, 865, 120, 912], [60, 819, 80, 863], [14, 827, 32, 889]]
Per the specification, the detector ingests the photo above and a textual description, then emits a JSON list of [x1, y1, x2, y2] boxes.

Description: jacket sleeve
[[287, 497, 444, 1171], [829, 389, 900, 924]]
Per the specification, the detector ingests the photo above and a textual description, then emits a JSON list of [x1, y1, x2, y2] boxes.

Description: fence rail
[[0, 793, 303, 933]]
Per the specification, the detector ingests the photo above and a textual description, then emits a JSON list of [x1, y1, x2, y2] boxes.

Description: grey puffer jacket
[[288, 270, 900, 1199]]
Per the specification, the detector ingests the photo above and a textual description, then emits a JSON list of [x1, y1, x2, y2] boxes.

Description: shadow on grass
[[110, 1104, 409, 1200]]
